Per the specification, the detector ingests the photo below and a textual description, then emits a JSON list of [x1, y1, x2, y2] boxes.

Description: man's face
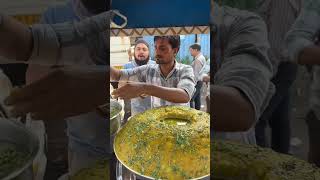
[[189, 48, 196, 57], [134, 43, 150, 62], [155, 39, 178, 64]]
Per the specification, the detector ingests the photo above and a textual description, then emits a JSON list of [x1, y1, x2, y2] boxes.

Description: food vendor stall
[[109, 0, 211, 180], [108, 1, 320, 180]]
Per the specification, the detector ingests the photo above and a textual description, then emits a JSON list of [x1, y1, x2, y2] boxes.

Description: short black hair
[[154, 35, 180, 49], [190, 43, 201, 51]]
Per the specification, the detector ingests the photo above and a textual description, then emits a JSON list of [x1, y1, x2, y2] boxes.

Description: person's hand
[[111, 82, 146, 100], [202, 74, 210, 83], [4, 66, 106, 120]]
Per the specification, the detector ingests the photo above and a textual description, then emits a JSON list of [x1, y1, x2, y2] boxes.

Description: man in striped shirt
[[111, 36, 196, 108], [189, 43, 207, 110]]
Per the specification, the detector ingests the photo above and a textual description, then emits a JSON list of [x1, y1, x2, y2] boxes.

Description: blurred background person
[[189, 43, 206, 110]]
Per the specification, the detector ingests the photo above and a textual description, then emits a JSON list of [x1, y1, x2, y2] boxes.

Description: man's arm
[[144, 84, 190, 103], [193, 59, 204, 81], [212, 85, 255, 131], [112, 82, 190, 103], [0, 13, 33, 61], [110, 66, 121, 81], [5, 66, 107, 120], [286, 1, 320, 65], [110, 64, 150, 82], [112, 65, 195, 103], [0, 11, 113, 65]]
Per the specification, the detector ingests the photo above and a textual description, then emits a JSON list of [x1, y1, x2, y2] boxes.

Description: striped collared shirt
[[120, 61, 196, 108], [257, 0, 302, 73]]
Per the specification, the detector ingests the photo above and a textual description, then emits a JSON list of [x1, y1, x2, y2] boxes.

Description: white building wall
[[110, 36, 131, 66]]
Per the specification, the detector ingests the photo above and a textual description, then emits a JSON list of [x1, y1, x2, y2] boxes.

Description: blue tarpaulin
[[111, 0, 210, 29]]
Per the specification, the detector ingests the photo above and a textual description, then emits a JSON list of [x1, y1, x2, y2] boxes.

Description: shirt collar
[[195, 53, 202, 60], [157, 60, 178, 79]]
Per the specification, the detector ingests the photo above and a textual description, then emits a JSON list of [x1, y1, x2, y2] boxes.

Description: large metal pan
[[115, 161, 210, 180], [0, 118, 40, 180], [113, 107, 210, 180]]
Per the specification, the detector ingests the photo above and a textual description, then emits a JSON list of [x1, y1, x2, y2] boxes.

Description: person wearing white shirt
[[189, 43, 207, 110]]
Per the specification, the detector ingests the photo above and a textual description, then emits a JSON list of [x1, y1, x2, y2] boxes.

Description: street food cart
[[109, 0, 211, 179]]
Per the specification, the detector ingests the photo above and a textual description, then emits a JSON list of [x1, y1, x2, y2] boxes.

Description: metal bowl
[[0, 118, 40, 180], [110, 99, 122, 136]]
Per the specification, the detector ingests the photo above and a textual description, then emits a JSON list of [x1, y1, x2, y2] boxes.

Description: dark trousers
[[306, 110, 320, 167], [191, 81, 203, 110], [255, 62, 297, 154]]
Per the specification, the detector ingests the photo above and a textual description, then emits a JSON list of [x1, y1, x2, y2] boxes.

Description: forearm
[[298, 45, 320, 65], [0, 13, 33, 61], [110, 66, 121, 81], [29, 11, 112, 65], [0, 11, 113, 65], [212, 85, 255, 132], [144, 84, 190, 103]]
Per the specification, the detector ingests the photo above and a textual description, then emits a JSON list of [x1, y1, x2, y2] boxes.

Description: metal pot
[[0, 118, 40, 180], [110, 99, 123, 154], [110, 99, 122, 136], [113, 108, 210, 180], [116, 159, 210, 180]]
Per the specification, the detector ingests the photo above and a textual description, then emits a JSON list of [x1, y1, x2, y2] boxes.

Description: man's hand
[[112, 81, 191, 103], [202, 74, 210, 83], [112, 82, 145, 99], [4, 66, 106, 120], [110, 66, 121, 81]]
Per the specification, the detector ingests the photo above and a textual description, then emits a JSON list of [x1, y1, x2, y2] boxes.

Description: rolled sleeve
[[119, 64, 148, 82], [28, 11, 113, 66], [28, 24, 60, 65], [285, 0, 320, 63], [215, 12, 274, 121], [178, 65, 196, 101]]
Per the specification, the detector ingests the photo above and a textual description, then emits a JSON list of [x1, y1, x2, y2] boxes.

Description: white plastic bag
[[25, 116, 47, 180]]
